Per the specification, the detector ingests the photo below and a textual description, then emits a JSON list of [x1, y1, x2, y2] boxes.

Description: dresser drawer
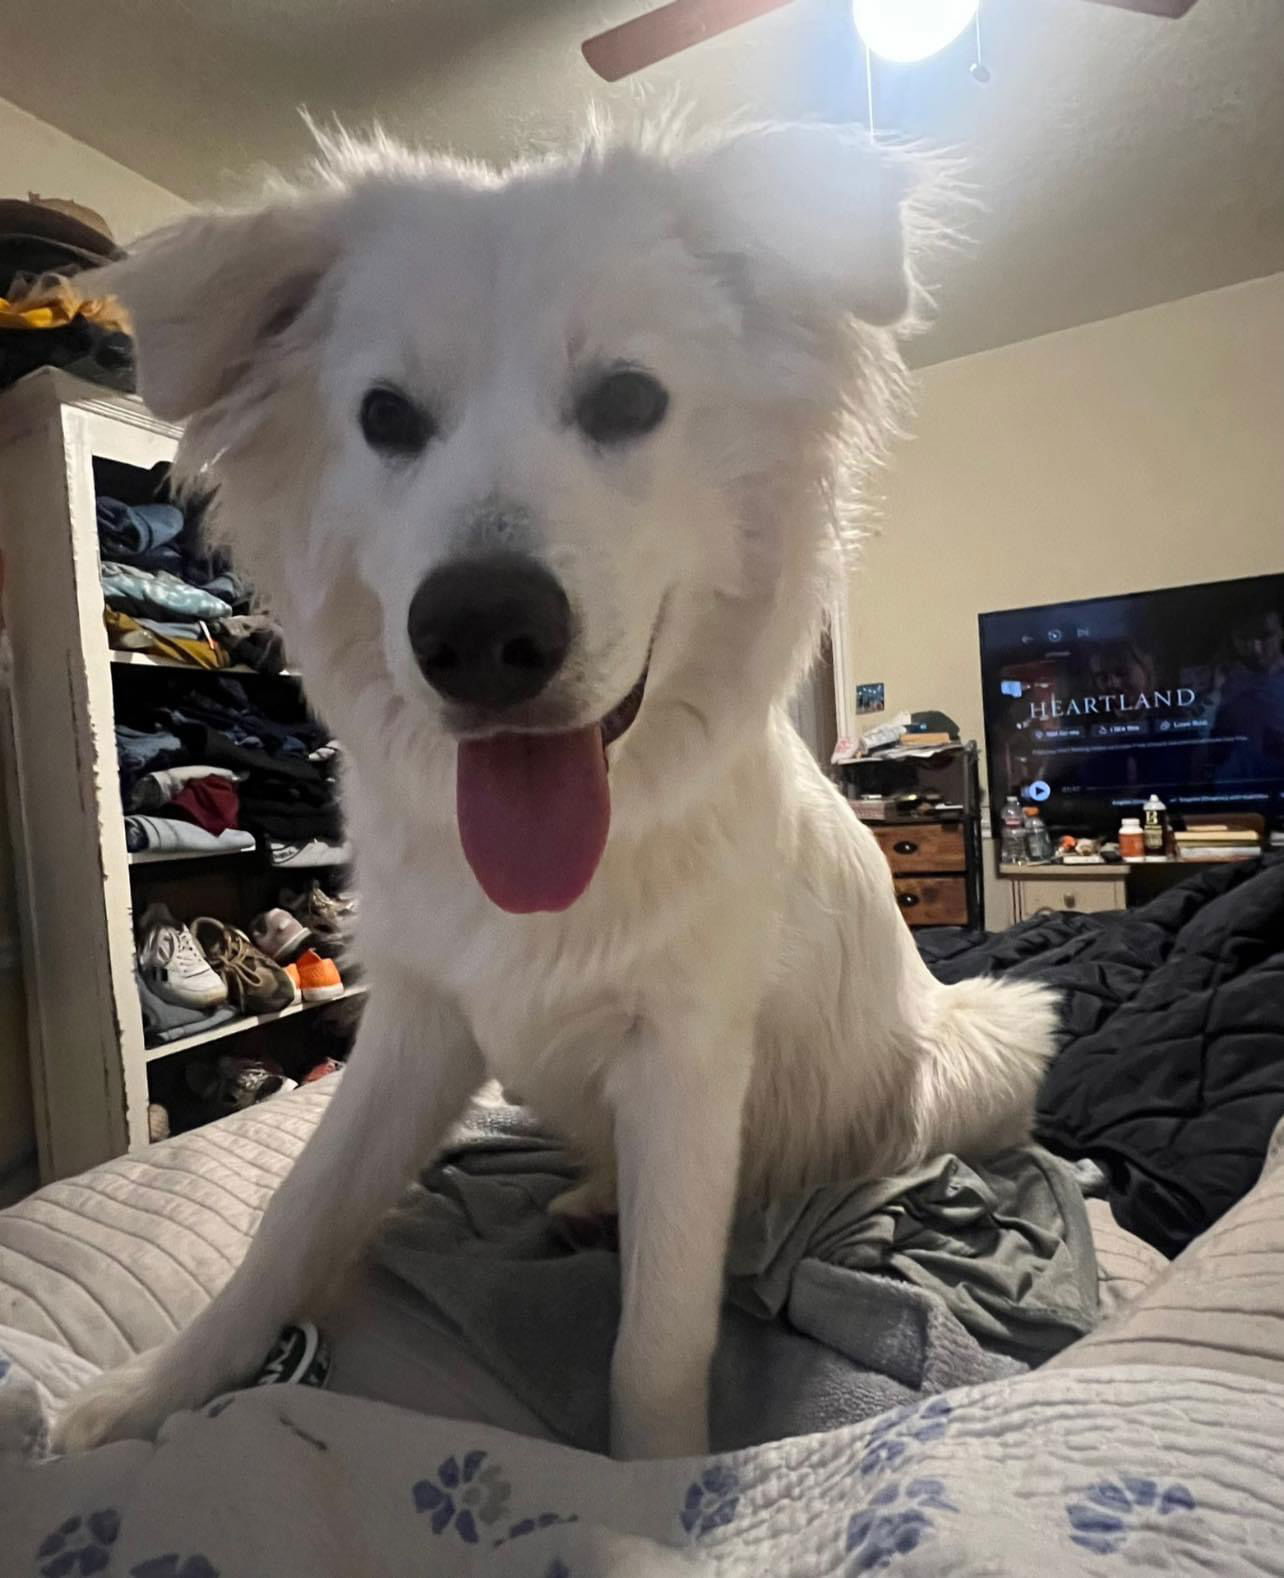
[[871, 822, 966, 874], [893, 876, 969, 927], [1008, 872, 1128, 921]]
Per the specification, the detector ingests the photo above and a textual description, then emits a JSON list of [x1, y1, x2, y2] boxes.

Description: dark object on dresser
[[837, 742, 984, 930]]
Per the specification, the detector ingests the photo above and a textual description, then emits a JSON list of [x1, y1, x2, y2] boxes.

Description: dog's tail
[[910, 974, 1061, 1164]]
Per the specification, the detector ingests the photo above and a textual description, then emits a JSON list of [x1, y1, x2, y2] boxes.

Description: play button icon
[[1028, 780, 1051, 803]]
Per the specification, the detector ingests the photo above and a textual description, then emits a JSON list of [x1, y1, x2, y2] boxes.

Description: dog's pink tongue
[[457, 728, 609, 914]]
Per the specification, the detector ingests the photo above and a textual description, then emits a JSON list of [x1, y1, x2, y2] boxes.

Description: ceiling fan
[[582, 0, 1199, 83]]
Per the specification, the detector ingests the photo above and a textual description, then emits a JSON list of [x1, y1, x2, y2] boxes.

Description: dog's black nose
[[407, 556, 572, 709]]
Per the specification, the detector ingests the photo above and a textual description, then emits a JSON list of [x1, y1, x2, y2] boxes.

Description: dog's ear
[[684, 124, 916, 330], [94, 198, 343, 422]]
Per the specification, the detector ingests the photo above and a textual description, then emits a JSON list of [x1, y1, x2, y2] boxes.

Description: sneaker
[[137, 903, 228, 1009], [188, 1054, 298, 1115], [191, 917, 297, 1015], [250, 907, 313, 963], [284, 962, 303, 1005], [266, 839, 351, 869], [147, 1102, 171, 1142], [253, 1322, 331, 1388], [295, 949, 344, 1003], [301, 1056, 343, 1084], [282, 881, 356, 944]]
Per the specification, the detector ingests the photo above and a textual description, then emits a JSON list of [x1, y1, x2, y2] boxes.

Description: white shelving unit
[[0, 368, 349, 1183], [109, 649, 297, 677], [127, 847, 256, 866], [147, 985, 367, 1063]]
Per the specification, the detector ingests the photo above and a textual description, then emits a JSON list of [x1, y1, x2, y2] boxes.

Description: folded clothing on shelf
[[98, 479, 269, 672], [128, 764, 238, 813], [166, 775, 241, 836], [124, 816, 255, 857], [102, 561, 233, 623], [105, 608, 227, 669], [126, 760, 244, 836], [115, 676, 344, 847], [97, 482, 253, 608], [116, 724, 184, 783], [216, 613, 289, 675], [96, 498, 185, 572], [137, 972, 239, 1048], [142, 465, 249, 601], [156, 676, 329, 756], [173, 725, 342, 840]]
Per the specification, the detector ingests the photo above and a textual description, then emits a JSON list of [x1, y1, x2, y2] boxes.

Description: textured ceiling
[[4, 0, 1282, 364]]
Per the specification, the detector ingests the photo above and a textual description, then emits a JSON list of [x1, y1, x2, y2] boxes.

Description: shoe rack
[[0, 368, 360, 1183]]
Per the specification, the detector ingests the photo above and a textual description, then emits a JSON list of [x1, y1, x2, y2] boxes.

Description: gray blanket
[[369, 1099, 1099, 1454]]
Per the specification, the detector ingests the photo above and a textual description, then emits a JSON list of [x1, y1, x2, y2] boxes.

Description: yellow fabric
[[0, 278, 130, 334], [104, 608, 228, 671]]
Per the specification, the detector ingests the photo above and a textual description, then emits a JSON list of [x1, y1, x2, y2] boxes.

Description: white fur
[[55, 120, 1056, 1460]]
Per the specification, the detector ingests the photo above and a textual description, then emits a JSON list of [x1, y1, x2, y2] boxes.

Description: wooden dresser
[[871, 820, 971, 927], [835, 740, 985, 931]]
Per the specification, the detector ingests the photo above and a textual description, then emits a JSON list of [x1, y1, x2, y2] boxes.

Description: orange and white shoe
[[295, 949, 344, 1003]]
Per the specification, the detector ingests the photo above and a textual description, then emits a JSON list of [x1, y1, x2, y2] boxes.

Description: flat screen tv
[[978, 573, 1284, 837]]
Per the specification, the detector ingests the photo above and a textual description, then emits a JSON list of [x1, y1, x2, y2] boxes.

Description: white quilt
[[0, 1086, 337, 1414], [4, 1086, 1282, 1574], [2, 1362, 1284, 1575]]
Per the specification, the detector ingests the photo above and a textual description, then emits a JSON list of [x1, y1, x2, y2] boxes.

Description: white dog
[[57, 120, 1056, 1460]]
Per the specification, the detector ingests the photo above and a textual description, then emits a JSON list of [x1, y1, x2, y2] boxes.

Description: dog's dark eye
[[575, 368, 669, 446], [359, 387, 433, 456]]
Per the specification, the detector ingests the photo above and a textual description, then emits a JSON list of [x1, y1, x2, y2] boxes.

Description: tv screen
[[978, 573, 1284, 836]]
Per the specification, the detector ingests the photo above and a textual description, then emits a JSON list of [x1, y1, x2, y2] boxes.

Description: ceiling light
[[851, 0, 980, 63]]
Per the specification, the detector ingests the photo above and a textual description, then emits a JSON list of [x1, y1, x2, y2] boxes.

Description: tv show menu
[[980, 575, 1284, 823]]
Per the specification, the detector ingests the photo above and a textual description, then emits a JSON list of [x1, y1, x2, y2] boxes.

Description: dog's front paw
[[53, 1349, 209, 1454]]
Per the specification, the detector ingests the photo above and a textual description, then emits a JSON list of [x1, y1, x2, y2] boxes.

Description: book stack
[[1174, 826, 1262, 861]]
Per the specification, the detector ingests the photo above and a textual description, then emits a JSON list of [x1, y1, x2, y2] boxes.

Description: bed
[[3, 858, 1284, 1573]]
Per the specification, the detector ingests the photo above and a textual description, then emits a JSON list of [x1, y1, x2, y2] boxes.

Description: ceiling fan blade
[[582, 0, 796, 82], [1078, 0, 1199, 16]]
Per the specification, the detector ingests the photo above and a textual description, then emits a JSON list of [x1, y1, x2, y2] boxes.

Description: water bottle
[[999, 796, 1027, 864], [1024, 807, 1053, 863]]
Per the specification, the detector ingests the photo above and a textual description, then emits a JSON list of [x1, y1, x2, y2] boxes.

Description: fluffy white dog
[[57, 120, 1056, 1459]]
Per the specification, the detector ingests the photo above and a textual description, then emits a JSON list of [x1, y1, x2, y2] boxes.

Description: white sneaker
[[266, 839, 351, 869], [137, 903, 229, 1009]]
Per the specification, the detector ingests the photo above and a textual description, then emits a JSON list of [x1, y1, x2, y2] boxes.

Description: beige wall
[[0, 96, 190, 244], [843, 271, 1284, 799], [0, 98, 190, 1202]]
